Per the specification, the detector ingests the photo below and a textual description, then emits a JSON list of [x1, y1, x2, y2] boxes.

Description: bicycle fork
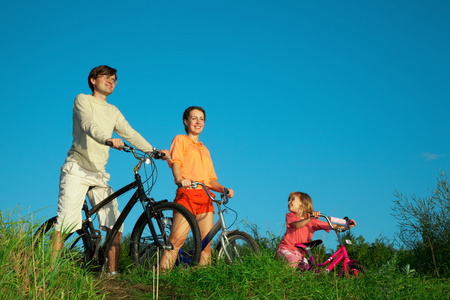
[[322, 245, 355, 276], [143, 201, 174, 251], [216, 205, 236, 262]]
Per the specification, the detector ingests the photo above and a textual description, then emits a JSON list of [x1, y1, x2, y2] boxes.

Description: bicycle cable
[[143, 153, 158, 195], [224, 203, 238, 229]]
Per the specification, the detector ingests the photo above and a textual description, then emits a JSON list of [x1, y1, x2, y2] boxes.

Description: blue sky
[[1, 1, 449, 249]]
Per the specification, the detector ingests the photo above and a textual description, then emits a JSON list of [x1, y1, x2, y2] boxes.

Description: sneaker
[[105, 271, 119, 277]]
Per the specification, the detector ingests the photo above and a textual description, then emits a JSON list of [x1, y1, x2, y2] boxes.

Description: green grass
[[1, 208, 449, 299], [0, 208, 104, 299], [120, 250, 450, 299]]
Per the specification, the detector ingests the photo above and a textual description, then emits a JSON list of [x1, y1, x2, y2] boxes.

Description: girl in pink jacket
[[277, 192, 356, 268]]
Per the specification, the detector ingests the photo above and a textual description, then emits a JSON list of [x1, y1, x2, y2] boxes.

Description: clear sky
[[1, 1, 449, 249]]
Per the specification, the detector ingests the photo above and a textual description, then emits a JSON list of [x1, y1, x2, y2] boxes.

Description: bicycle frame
[[78, 147, 171, 264], [177, 182, 235, 264], [201, 202, 236, 262], [297, 215, 358, 277], [305, 235, 356, 276]]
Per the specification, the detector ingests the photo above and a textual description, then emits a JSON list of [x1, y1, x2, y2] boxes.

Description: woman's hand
[[158, 149, 171, 160], [225, 188, 234, 198], [348, 219, 357, 228], [177, 178, 192, 189]]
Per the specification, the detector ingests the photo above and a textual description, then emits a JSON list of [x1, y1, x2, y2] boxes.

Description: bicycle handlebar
[[177, 181, 229, 205], [105, 141, 169, 175], [105, 141, 168, 161], [319, 214, 353, 232]]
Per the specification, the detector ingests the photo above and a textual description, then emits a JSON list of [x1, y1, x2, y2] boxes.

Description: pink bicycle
[[295, 214, 365, 277]]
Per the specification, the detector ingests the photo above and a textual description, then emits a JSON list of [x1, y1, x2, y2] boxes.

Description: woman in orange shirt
[[160, 106, 234, 268]]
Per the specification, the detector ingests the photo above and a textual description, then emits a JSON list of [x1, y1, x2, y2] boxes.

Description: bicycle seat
[[295, 240, 323, 251]]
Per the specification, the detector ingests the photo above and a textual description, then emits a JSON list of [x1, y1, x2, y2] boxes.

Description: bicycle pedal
[[91, 229, 102, 236], [90, 231, 103, 242]]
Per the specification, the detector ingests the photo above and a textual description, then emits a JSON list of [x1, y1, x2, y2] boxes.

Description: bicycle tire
[[34, 216, 93, 266], [339, 262, 366, 278], [348, 263, 365, 278], [216, 230, 260, 264], [130, 201, 202, 268]]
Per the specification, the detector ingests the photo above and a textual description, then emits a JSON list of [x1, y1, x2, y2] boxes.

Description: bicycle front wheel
[[216, 230, 260, 264], [347, 263, 366, 278], [34, 216, 92, 265], [130, 201, 201, 268]]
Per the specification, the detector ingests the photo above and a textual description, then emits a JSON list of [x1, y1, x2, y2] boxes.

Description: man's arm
[[113, 110, 154, 153]]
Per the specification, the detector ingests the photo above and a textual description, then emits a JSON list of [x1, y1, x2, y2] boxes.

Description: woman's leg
[[196, 212, 214, 265], [159, 211, 191, 269]]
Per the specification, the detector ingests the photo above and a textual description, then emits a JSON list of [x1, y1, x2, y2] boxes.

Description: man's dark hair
[[88, 65, 117, 92]]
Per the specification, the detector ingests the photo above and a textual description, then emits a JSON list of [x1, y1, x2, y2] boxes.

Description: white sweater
[[65, 94, 153, 173]]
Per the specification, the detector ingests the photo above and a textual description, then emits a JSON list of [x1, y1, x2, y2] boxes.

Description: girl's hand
[[308, 211, 320, 218], [348, 219, 357, 228]]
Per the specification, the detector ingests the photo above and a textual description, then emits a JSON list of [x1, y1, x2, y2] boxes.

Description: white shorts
[[55, 162, 124, 233]]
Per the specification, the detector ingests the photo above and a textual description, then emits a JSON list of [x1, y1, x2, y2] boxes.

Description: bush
[[392, 171, 450, 277], [340, 231, 397, 271]]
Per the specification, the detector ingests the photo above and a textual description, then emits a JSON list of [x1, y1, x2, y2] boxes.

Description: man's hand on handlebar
[[105, 138, 124, 149]]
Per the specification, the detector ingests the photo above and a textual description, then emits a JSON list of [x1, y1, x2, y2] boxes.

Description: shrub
[[392, 171, 450, 277]]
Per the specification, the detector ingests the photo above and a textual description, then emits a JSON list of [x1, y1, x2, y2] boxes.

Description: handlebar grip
[[176, 182, 198, 189], [152, 151, 166, 160], [329, 217, 347, 225], [105, 141, 132, 152], [221, 188, 230, 204]]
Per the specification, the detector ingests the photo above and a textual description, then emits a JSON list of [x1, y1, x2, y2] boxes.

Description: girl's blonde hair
[[289, 192, 313, 217]]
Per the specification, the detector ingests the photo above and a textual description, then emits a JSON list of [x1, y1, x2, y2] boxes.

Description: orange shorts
[[174, 188, 214, 217]]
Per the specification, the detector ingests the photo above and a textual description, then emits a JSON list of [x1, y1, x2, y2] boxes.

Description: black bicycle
[[34, 144, 202, 270]]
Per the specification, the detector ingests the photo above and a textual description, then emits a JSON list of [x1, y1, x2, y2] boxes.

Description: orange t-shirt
[[169, 135, 218, 187]]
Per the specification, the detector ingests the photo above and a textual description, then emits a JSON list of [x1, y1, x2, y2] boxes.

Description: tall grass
[[0, 208, 103, 299], [126, 249, 450, 299], [2, 209, 449, 299]]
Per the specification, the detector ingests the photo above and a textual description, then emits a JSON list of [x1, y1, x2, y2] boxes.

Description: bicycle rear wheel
[[216, 230, 260, 264], [34, 216, 92, 266], [130, 201, 201, 268]]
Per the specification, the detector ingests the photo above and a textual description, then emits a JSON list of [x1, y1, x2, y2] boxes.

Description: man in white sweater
[[52, 65, 165, 275]]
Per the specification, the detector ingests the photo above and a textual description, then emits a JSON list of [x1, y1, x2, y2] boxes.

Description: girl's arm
[[209, 180, 234, 198], [289, 211, 321, 229]]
